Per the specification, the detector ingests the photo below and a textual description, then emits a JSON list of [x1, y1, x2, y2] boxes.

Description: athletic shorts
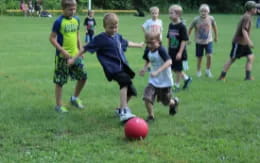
[[196, 42, 213, 57], [169, 49, 186, 72], [229, 43, 252, 59], [53, 55, 87, 86], [111, 71, 137, 97], [143, 84, 172, 105]]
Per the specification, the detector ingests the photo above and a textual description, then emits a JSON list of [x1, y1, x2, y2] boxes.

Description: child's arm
[[67, 48, 86, 65], [139, 61, 150, 76], [77, 31, 82, 51], [128, 41, 144, 48], [242, 28, 254, 48], [212, 18, 218, 42], [49, 32, 71, 59], [151, 59, 172, 77], [176, 41, 187, 60]]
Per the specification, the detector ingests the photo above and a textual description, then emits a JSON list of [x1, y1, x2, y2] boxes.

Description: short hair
[[169, 4, 183, 16], [145, 32, 160, 43], [88, 10, 94, 16], [61, 0, 77, 9], [150, 6, 159, 13], [245, 1, 257, 11], [199, 4, 210, 13], [103, 13, 119, 27]]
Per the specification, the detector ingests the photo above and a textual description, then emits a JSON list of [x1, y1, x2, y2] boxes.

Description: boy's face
[[104, 23, 118, 36], [250, 8, 257, 14], [63, 5, 76, 18], [146, 38, 160, 51], [169, 9, 179, 21], [200, 9, 209, 18], [151, 10, 159, 20]]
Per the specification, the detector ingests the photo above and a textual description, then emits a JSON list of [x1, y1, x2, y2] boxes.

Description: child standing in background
[[188, 4, 218, 78], [84, 10, 96, 43], [167, 4, 192, 92]]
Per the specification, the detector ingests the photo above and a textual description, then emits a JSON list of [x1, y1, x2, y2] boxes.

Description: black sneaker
[[183, 77, 192, 89], [169, 97, 179, 116], [146, 116, 155, 123]]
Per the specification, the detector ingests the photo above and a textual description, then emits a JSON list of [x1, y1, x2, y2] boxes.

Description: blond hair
[[103, 13, 119, 27], [61, 0, 77, 9], [169, 4, 183, 16], [150, 6, 159, 13], [145, 32, 161, 43], [199, 4, 210, 13]]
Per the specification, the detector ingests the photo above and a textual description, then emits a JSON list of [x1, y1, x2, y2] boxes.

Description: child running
[[84, 10, 96, 43], [140, 32, 179, 122]]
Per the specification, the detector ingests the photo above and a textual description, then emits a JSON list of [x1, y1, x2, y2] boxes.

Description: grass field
[[0, 14, 260, 162]]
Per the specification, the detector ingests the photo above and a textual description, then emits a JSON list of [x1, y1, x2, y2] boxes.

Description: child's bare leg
[[246, 54, 254, 71], [197, 57, 203, 72], [74, 79, 86, 97], [144, 100, 154, 118], [120, 86, 128, 108], [55, 84, 62, 106], [206, 54, 211, 70]]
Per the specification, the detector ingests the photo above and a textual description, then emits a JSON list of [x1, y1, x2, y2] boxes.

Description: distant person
[[84, 10, 96, 43], [20, 0, 28, 16], [28, 0, 34, 16], [49, 0, 87, 113], [218, 1, 258, 81], [68, 13, 144, 122], [142, 6, 163, 40], [34, 0, 42, 16], [188, 4, 218, 78], [167, 4, 192, 92], [139, 32, 179, 122]]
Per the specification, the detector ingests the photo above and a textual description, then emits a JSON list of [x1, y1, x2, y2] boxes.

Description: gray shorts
[[143, 84, 172, 105]]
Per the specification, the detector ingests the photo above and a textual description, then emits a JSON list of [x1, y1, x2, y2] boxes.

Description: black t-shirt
[[167, 22, 188, 57], [84, 17, 96, 34]]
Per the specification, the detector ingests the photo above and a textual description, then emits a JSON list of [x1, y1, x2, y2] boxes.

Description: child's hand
[[176, 52, 182, 61], [151, 71, 158, 77], [249, 41, 254, 48], [139, 69, 146, 76], [67, 58, 75, 65], [214, 37, 218, 42]]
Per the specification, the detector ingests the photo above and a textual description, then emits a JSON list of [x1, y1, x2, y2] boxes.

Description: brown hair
[[61, 0, 77, 9], [103, 13, 119, 27]]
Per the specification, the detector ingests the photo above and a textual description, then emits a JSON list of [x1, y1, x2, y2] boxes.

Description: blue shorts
[[196, 42, 213, 57]]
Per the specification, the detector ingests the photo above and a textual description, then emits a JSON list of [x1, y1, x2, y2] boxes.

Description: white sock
[[183, 74, 189, 80], [175, 83, 180, 88], [206, 69, 211, 73], [71, 96, 77, 101]]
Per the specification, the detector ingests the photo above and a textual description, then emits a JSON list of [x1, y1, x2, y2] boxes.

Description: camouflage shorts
[[53, 55, 87, 86]]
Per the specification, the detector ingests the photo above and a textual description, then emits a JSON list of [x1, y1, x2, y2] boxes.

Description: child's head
[[150, 7, 159, 20], [88, 10, 94, 17], [103, 13, 119, 36], [244, 1, 257, 14], [169, 5, 182, 22], [145, 32, 161, 50], [199, 4, 210, 18], [61, 0, 77, 18]]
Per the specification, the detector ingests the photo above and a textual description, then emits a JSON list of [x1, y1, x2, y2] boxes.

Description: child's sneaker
[[146, 116, 155, 123], [183, 77, 192, 89], [70, 97, 84, 109], [206, 70, 213, 78], [218, 76, 226, 81], [197, 71, 202, 77], [119, 107, 135, 122], [169, 97, 179, 116], [55, 106, 68, 113], [244, 76, 254, 81]]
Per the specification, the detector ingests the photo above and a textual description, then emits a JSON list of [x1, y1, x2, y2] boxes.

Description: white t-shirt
[[142, 19, 163, 39], [143, 46, 173, 88]]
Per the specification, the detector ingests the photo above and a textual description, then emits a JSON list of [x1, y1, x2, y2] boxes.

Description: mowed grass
[[0, 14, 259, 162]]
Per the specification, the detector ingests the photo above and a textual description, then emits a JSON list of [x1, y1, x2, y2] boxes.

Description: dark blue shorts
[[196, 42, 213, 57]]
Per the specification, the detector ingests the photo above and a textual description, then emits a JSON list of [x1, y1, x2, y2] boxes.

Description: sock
[[245, 70, 251, 79], [71, 96, 77, 101], [175, 83, 180, 88], [220, 71, 226, 77], [183, 74, 189, 80], [206, 69, 211, 73]]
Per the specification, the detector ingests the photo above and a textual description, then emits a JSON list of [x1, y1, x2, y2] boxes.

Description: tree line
[[0, 0, 257, 13]]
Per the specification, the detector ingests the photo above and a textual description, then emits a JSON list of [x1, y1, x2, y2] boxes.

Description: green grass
[[0, 14, 260, 162]]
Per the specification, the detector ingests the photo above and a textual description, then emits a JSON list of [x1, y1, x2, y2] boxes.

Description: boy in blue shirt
[[49, 0, 87, 113], [69, 13, 144, 122]]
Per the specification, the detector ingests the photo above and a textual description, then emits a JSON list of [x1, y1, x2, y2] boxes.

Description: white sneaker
[[119, 108, 135, 122], [197, 71, 202, 77], [206, 71, 213, 78]]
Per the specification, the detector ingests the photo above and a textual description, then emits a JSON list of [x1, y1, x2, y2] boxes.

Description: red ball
[[124, 117, 149, 140]]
